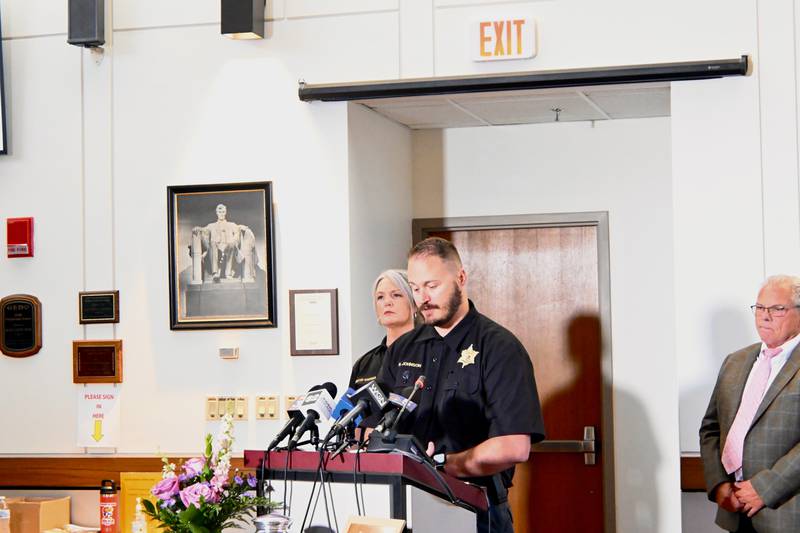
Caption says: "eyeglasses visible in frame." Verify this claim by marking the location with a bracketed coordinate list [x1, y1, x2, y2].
[750, 304, 800, 317]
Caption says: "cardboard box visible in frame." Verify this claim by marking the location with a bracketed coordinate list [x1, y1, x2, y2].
[7, 498, 70, 533]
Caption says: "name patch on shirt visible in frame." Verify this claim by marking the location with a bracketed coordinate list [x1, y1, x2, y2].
[398, 361, 422, 368]
[353, 376, 376, 385]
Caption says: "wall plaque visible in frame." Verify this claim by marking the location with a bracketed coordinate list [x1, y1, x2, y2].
[79, 290, 119, 324]
[73, 340, 123, 383]
[0, 294, 42, 357]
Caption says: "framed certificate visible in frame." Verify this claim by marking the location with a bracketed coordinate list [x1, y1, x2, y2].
[289, 289, 338, 356]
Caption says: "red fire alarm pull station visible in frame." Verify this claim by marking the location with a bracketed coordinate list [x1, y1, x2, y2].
[7, 217, 34, 258]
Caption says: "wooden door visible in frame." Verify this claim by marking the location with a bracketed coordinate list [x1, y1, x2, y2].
[429, 224, 606, 533]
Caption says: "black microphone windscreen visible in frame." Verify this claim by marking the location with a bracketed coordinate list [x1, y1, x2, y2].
[319, 381, 338, 399]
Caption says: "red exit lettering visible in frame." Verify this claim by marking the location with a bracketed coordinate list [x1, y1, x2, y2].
[480, 19, 526, 57]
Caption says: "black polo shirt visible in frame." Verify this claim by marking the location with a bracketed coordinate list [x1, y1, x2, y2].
[349, 338, 387, 391]
[377, 300, 545, 488]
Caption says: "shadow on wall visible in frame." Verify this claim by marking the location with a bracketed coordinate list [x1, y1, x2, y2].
[679, 307, 752, 533]
[681, 307, 753, 453]
[514, 314, 661, 531]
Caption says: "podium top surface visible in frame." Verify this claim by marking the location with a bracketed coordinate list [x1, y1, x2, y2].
[244, 449, 488, 512]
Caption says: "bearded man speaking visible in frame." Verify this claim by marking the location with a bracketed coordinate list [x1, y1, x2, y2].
[376, 237, 545, 533]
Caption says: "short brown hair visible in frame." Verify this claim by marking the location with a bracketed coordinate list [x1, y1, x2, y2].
[408, 237, 462, 267]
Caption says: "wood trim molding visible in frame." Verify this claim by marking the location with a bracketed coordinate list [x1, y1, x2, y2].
[680, 455, 706, 492]
[0, 454, 708, 492]
[0, 457, 248, 489]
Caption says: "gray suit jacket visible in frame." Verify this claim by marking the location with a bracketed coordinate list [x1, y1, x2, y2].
[700, 342, 800, 532]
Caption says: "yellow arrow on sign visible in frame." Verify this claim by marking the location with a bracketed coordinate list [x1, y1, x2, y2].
[92, 419, 104, 442]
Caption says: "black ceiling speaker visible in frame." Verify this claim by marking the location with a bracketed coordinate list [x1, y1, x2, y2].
[68, 0, 105, 47]
[221, 0, 265, 39]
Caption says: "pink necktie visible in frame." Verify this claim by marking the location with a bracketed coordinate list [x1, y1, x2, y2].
[721, 346, 783, 474]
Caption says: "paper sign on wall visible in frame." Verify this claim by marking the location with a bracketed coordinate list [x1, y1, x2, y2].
[473, 18, 537, 62]
[77, 384, 121, 448]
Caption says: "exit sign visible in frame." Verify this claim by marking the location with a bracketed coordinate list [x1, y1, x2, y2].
[473, 18, 537, 62]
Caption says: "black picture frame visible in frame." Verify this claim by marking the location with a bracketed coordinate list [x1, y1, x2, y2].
[0, 8, 6, 155]
[167, 182, 276, 330]
[79, 290, 119, 324]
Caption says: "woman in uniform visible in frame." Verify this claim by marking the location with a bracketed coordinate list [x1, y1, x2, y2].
[349, 269, 420, 390]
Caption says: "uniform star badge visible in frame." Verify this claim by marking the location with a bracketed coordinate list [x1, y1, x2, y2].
[458, 344, 479, 368]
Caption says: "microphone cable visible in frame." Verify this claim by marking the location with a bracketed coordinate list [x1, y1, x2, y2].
[258, 450, 275, 513]
[351, 449, 361, 516]
[301, 449, 336, 533]
[356, 436, 367, 515]
[320, 448, 339, 533]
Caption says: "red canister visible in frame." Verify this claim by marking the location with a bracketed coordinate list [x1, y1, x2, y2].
[99, 479, 119, 533]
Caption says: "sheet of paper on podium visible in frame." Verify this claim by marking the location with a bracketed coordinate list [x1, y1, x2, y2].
[345, 515, 405, 533]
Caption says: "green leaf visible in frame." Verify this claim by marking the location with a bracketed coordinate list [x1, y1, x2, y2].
[205, 434, 213, 460]
[179, 505, 200, 524]
[187, 524, 210, 533]
[141, 499, 156, 514]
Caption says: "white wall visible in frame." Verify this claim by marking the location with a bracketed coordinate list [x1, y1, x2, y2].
[0, 3, 407, 454]
[347, 103, 414, 362]
[1, 0, 795, 531]
[412, 118, 678, 531]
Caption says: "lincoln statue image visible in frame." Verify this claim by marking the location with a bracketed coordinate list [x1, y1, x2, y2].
[190, 203, 258, 284]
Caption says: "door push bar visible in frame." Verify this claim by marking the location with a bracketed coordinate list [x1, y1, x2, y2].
[530, 426, 596, 465]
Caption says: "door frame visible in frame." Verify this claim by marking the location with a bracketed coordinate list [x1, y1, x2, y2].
[413, 211, 615, 533]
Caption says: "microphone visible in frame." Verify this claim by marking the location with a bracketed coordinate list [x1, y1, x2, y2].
[288, 382, 337, 450]
[374, 377, 425, 434]
[322, 381, 389, 445]
[266, 389, 313, 451]
[374, 391, 419, 434]
[330, 388, 363, 428]
[387, 375, 425, 431]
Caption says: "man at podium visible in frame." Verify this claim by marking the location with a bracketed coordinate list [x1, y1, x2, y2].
[377, 237, 545, 533]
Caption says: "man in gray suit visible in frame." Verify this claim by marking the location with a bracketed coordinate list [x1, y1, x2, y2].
[701, 275, 800, 532]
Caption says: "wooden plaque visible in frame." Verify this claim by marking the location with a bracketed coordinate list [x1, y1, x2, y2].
[73, 340, 123, 383]
[79, 290, 120, 324]
[1, 294, 42, 357]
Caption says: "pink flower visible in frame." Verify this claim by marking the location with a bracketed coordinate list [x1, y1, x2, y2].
[180, 483, 217, 508]
[182, 457, 206, 478]
[210, 474, 227, 492]
[151, 476, 180, 500]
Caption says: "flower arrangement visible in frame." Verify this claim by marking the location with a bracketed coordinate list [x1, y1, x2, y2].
[142, 414, 273, 533]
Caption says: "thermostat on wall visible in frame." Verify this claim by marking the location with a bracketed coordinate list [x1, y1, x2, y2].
[7, 217, 34, 258]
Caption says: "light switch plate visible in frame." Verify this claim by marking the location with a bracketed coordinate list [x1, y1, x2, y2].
[256, 395, 278, 420]
[234, 396, 247, 420]
[285, 395, 298, 413]
[206, 397, 219, 421]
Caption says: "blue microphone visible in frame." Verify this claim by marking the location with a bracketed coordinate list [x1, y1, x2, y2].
[331, 388, 363, 427]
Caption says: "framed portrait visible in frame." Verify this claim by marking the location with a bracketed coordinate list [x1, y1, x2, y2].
[167, 182, 276, 330]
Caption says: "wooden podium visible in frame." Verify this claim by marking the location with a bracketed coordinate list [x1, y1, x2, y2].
[244, 450, 487, 531]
